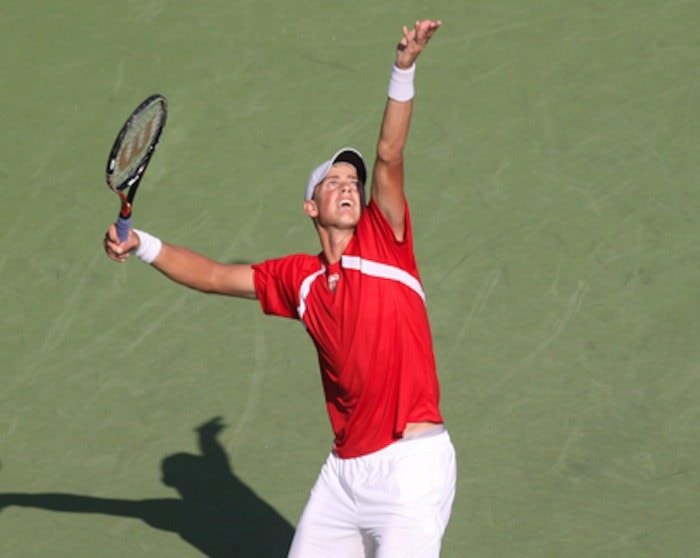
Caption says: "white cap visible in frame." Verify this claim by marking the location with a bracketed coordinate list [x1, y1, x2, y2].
[304, 147, 367, 201]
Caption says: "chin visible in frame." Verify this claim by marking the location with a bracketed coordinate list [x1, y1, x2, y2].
[344, 214, 361, 227]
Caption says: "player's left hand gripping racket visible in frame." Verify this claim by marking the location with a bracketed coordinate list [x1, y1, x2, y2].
[105, 94, 168, 242]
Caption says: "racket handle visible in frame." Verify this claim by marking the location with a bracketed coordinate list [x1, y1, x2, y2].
[116, 215, 132, 243]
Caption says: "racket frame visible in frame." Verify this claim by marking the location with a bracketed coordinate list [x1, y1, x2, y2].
[105, 94, 168, 240]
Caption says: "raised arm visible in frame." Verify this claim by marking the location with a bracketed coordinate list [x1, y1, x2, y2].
[371, 19, 442, 241]
[104, 226, 257, 299]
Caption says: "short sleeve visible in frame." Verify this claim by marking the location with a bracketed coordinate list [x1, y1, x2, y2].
[252, 254, 320, 320]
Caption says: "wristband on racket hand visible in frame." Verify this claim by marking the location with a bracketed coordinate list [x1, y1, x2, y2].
[133, 229, 162, 264]
[388, 63, 416, 102]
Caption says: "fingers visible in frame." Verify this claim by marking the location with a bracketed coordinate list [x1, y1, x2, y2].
[103, 224, 133, 263]
[414, 19, 442, 46]
[106, 223, 119, 244]
[395, 19, 442, 67]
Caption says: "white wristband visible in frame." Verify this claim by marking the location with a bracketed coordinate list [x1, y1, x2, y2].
[134, 229, 162, 264]
[388, 63, 415, 102]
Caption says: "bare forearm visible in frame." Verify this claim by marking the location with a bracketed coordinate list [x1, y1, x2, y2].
[152, 243, 256, 298]
[376, 98, 413, 166]
[104, 224, 256, 298]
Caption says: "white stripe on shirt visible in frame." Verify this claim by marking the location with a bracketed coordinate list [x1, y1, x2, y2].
[341, 255, 426, 302]
[297, 266, 326, 319]
[296, 257, 426, 320]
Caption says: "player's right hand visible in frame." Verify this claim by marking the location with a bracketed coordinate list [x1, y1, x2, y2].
[103, 224, 139, 263]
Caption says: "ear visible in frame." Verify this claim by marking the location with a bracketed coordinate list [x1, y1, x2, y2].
[303, 200, 318, 218]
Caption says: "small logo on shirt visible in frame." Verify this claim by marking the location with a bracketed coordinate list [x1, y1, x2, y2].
[327, 273, 340, 292]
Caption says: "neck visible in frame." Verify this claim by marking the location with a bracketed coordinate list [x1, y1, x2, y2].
[317, 226, 354, 265]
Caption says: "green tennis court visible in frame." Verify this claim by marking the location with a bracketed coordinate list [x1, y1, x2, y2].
[1, 1, 698, 556]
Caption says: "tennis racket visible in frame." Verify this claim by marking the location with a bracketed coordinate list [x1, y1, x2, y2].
[105, 94, 168, 242]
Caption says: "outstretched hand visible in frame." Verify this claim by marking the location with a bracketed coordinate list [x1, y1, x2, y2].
[396, 19, 442, 69]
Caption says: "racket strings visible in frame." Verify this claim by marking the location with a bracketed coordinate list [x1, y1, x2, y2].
[111, 103, 165, 186]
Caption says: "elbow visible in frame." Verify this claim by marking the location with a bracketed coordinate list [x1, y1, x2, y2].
[198, 265, 225, 294]
[376, 140, 405, 167]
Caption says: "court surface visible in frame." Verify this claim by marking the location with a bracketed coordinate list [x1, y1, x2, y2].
[1, 1, 698, 556]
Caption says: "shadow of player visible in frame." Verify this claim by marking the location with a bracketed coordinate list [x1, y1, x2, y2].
[0, 417, 294, 557]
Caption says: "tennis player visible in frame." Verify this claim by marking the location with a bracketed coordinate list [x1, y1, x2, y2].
[104, 19, 455, 557]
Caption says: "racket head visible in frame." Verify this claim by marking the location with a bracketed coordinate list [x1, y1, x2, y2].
[105, 94, 168, 201]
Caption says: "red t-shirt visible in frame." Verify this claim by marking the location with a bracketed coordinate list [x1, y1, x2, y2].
[252, 201, 443, 458]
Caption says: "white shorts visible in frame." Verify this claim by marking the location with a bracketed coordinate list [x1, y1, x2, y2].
[288, 429, 456, 558]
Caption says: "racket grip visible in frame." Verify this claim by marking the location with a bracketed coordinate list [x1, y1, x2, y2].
[116, 215, 132, 243]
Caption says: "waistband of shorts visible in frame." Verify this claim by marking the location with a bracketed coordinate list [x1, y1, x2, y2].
[401, 423, 446, 442]
[341, 428, 452, 462]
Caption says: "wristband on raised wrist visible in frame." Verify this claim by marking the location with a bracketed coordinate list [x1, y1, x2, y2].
[387, 63, 416, 102]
